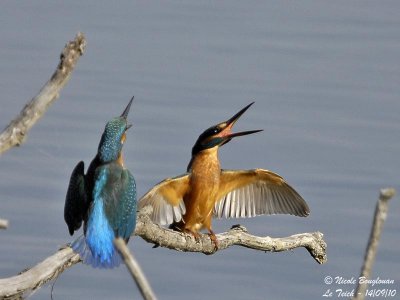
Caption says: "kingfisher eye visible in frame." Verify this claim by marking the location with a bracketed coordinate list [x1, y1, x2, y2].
[201, 126, 221, 139]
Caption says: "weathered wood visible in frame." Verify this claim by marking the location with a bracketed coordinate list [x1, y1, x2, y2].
[136, 206, 327, 264]
[0, 247, 80, 300]
[0, 29, 328, 300]
[0, 33, 86, 155]
[353, 188, 396, 300]
[0, 205, 327, 299]
[114, 238, 157, 300]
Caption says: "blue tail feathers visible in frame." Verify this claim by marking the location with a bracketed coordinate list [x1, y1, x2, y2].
[71, 235, 122, 269]
[73, 182, 122, 269]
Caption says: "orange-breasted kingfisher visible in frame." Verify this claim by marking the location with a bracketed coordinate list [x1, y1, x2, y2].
[138, 102, 309, 247]
[64, 97, 137, 268]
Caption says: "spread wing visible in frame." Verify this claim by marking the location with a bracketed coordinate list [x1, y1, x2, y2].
[64, 161, 87, 235]
[95, 164, 137, 241]
[214, 169, 310, 218]
[138, 174, 190, 225]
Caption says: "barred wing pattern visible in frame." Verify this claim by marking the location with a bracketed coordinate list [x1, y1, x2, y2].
[138, 174, 189, 225]
[214, 169, 309, 219]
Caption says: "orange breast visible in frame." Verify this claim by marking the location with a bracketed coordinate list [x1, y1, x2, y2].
[183, 148, 221, 232]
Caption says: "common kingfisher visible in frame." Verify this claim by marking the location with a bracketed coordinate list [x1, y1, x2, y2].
[138, 102, 309, 246]
[64, 97, 137, 268]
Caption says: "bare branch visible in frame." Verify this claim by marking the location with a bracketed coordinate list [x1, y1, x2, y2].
[136, 206, 327, 264]
[114, 238, 157, 300]
[0, 246, 80, 300]
[0, 219, 8, 230]
[0, 33, 86, 155]
[353, 188, 396, 300]
[0, 206, 326, 298]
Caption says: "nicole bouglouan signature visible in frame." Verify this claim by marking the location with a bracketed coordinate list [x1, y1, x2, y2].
[322, 276, 397, 298]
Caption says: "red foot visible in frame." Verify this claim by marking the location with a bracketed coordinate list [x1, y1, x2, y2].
[208, 230, 219, 250]
[184, 229, 200, 242]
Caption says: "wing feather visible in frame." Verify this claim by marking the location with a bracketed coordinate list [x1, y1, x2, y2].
[138, 174, 189, 225]
[64, 161, 86, 235]
[95, 164, 137, 240]
[213, 169, 310, 219]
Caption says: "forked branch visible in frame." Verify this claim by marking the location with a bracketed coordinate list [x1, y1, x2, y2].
[0, 206, 326, 299]
[0, 32, 327, 299]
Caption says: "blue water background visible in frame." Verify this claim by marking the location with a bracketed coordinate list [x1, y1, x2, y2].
[0, 2, 399, 299]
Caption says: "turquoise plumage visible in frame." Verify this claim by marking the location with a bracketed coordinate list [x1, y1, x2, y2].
[64, 97, 137, 268]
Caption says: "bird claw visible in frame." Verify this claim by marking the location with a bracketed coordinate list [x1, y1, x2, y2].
[184, 229, 218, 250]
[208, 230, 219, 250]
[184, 229, 200, 242]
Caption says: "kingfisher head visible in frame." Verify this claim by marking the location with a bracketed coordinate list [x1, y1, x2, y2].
[98, 96, 134, 163]
[191, 102, 263, 156]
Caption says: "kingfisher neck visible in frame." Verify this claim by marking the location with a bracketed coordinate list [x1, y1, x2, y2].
[187, 147, 220, 173]
[117, 151, 125, 167]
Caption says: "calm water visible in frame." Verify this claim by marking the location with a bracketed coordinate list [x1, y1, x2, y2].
[1, 2, 399, 299]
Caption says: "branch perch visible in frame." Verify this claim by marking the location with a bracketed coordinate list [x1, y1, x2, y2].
[0, 206, 326, 299]
[0, 29, 328, 300]
[136, 206, 327, 264]
[353, 188, 396, 300]
[0, 32, 86, 155]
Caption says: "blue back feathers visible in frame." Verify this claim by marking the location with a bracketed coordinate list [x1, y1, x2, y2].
[86, 168, 118, 267]
[66, 98, 136, 269]
[73, 165, 137, 268]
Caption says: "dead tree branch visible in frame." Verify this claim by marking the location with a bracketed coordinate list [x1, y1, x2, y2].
[114, 238, 157, 300]
[0, 206, 326, 299]
[0, 31, 327, 299]
[353, 188, 396, 300]
[136, 206, 327, 264]
[0, 32, 86, 155]
[0, 246, 80, 300]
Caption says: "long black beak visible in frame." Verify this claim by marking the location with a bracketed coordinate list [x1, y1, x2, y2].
[227, 129, 263, 138]
[222, 102, 263, 139]
[226, 102, 255, 126]
[121, 96, 134, 129]
[121, 96, 134, 119]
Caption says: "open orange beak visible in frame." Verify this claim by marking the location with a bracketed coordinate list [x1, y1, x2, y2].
[217, 102, 263, 141]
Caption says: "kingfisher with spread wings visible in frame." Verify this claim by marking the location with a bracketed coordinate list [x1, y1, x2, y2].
[138, 102, 309, 247]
